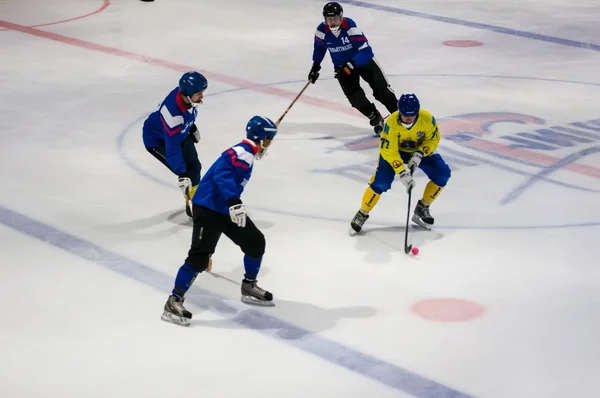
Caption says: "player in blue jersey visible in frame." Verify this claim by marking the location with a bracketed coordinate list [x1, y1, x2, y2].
[142, 71, 207, 220]
[161, 116, 278, 326]
[308, 2, 397, 135]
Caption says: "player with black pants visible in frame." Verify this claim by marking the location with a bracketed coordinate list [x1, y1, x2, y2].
[182, 204, 265, 287]
[161, 115, 279, 327]
[309, 2, 397, 135]
[146, 132, 201, 189]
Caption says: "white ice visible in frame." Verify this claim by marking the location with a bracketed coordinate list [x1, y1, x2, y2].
[1, 1, 599, 397]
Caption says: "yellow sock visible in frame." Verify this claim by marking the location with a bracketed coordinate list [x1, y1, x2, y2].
[189, 185, 198, 200]
[184, 185, 198, 202]
[360, 186, 381, 213]
[422, 181, 443, 206]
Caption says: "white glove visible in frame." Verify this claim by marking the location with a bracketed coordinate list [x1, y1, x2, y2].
[191, 129, 200, 143]
[407, 151, 423, 174]
[178, 177, 192, 199]
[398, 169, 416, 193]
[229, 203, 247, 227]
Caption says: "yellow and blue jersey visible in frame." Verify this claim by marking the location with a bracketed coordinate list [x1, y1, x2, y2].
[378, 109, 440, 174]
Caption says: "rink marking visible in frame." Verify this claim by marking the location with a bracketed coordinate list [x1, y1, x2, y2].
[500, 146, 600, 205]
[346, 0, 600, 52]
[2, 20, 600, 181]
[0, 0, 109, 32]
[0, 204, 475, 398]
[0, 20, 356, 117]
[118, 114, 600, 230]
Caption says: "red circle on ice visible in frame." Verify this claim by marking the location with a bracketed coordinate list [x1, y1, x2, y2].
[443, 40, 484, 47]
[410, 298, 485, 322]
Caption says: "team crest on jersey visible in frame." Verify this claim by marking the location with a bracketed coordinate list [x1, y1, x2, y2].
[417, 131, 425, 137]
[392, 160, 402, 169]
[422, 146, 431, 155]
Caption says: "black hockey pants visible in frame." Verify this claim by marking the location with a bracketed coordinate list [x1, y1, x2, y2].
[146, 135, 201, 185]
[337, 59, 397, 117]
[184, 205, 266, 273]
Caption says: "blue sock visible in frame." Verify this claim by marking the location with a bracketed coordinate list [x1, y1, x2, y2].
[243, 255, 262, 281]
[172, 263, 198, 297]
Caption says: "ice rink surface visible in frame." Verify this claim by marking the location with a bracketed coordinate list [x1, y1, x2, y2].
[1, 1, 599, 397]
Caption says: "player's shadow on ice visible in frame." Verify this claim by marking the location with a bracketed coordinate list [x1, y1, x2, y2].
[353, 225, 445, 263]
[95, 209, 276, 245]
[275, 122, 374, 141]
[183, 277, 376, 340]
[93, 208, 190, 242]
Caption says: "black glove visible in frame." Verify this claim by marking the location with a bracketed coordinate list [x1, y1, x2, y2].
[227, 198, 243, 207]
[308, 62, 321, 84]
[188, 123, 200, 143]
[334, 61, 355, 79]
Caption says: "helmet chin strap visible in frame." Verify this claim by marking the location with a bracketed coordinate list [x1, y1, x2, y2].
[187, 96, 202, 108]
[255, 139, 272, 160]
[399, 114, 416, 129]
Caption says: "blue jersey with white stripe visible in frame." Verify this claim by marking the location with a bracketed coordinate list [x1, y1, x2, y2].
[192, 139, 258, 214]
[142, 87, 198, 175]
[312, 17, 374, 69]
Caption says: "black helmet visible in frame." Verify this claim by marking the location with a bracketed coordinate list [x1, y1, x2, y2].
[323, 2, 343, 17]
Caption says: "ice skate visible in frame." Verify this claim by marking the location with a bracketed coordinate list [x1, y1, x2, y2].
[350, 209, 369, 234]
[241, 279, 274, 306]
[369, 110, 385, 136]
[161, 295, 192, 326]
[412, 200, 434, 230]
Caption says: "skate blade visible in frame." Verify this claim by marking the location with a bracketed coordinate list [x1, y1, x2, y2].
[241, 295, 275, 307]
[349, 221, 364, 235]
[161, 311, 191, 326]
[185, 202, 194, 223]
[411, 215, 433, 231]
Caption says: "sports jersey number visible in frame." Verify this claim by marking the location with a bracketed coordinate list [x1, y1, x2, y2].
[380, 137, 390, 149]
[341, 37, 350, 45]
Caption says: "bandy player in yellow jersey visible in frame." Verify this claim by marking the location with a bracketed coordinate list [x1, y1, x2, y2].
[350, 93, 451, 232]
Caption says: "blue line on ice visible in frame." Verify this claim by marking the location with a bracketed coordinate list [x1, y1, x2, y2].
[0, 204, 475, 398]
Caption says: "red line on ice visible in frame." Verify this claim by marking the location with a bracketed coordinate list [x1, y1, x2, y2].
[0, 19, 355, 116]
[0, 0, 110, 31]
[1, 18, 600, 179]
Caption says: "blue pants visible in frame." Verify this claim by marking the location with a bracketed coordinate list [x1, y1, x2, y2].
[370, 152, 451, 194]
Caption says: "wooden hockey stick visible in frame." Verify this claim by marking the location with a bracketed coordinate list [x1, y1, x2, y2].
[275, 80, 311, 126]
[209, 83, 311, 272]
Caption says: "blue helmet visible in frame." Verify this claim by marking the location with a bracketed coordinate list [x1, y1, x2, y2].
[179, 71, 208, 97]
[397, 94, 420, 116]
[246, 116, 278, 141]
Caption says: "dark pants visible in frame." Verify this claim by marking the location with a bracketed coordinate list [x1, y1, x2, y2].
[337, 59, 397, 117]
[184, 205, 266, 274]
[146, 135, 201, 185]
